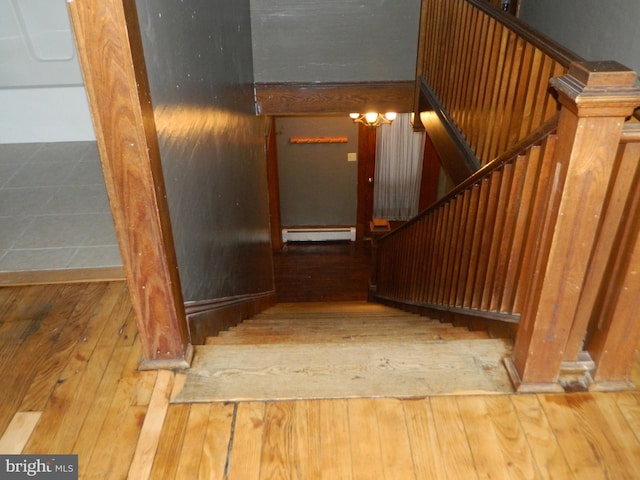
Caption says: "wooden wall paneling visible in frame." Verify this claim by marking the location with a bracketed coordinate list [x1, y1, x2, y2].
[255, 82, 414, 116]
[509, 61, 640, 388]
[68, 0, 191, 367]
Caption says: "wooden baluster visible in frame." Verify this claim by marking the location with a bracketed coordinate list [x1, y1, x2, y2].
[506, 61, 640, 391]
[464, 179, 490, 307]
[512, 136, 558, 314]
[448, 193, 470, 306]
[492, 155, 527, 312]
[459, 7, 483, 136]
[456, 185, 480, 307]
[488, 30, 518, 161]
[438, 199, 457, 304]
[482, 163, 513, 311]
[472, 171, 501, 309]
[509, 43, 535, 146]
[468, 14, 492, 151]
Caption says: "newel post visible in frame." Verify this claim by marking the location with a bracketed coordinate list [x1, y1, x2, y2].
[506, 61, 640, 392]
[68, 0, 193, 369]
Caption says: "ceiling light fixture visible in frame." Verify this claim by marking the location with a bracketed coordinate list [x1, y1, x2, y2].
[349, 111, 397, 128]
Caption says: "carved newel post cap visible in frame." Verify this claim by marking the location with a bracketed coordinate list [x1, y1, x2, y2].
[569, 61, 637, 87]
[550, 61, 640, 117]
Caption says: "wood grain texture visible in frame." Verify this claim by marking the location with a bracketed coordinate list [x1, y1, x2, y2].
[172, 303, 511, 403]
[1, 282, 639, 479]
[255, 82, 414, 115]
[67, 0, 189, 365]
[0, 412, 41, 454]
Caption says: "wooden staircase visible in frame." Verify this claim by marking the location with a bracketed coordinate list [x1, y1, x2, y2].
[205, 302, 493, 346]
[173, 302, 514, 403]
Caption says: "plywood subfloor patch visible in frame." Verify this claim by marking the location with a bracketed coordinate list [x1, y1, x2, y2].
[172, 339, 513, 403]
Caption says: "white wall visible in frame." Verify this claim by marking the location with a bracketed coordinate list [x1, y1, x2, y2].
[0, 0, 94, 143]
[519, 0, 640, 74]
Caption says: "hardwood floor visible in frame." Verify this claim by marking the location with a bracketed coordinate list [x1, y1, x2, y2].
[1, 281, 640, 479]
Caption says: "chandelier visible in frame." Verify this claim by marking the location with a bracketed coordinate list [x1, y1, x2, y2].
[349, 112, 397, 128]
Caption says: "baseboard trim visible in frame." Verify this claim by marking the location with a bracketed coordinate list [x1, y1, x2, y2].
[0, 266, 125, 286]
[186, 291, 277, 345]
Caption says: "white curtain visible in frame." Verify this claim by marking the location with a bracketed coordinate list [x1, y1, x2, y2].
[373, 113, 425, 220]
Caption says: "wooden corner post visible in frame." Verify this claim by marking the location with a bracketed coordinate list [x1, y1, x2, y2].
[506, 61, 640, 391]
[68, 0, 192, 369]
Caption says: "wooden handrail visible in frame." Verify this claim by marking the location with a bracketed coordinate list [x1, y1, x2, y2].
[378, 1, 640, 391]
[375, 121, 558, 321]
[380, 116, 558, 242]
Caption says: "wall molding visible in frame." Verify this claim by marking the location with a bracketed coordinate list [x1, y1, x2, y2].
[186, 291, 277, 344]
[255, 81, 414, 116]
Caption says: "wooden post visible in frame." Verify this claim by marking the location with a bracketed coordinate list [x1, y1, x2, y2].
[587, 138, 640, 388]
[506, 61, 640, 391]
[68, 0, 192, 369]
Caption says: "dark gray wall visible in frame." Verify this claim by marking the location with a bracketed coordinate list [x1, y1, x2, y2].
[250, 0, 421, 83]
[136, 0, 274, 303]
[519, 0, 640, 74]
[277, 117, 359, 226]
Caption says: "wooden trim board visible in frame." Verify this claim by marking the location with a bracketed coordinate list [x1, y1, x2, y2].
[172, 339, 514, 403]
[0, 267, 125, 286]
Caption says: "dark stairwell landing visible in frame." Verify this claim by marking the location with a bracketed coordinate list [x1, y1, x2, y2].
[273, 240, 373, 302]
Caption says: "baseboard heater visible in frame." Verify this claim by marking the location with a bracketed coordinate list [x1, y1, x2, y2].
[282, 226, 356, 242]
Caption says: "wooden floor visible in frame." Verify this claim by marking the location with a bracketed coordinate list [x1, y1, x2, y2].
[1, 281, 640, 479]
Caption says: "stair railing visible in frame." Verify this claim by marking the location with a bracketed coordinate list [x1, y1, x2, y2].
[374, 117, 558, 323]
[414, 0, 578, 167]
[377, 0, 640, 391]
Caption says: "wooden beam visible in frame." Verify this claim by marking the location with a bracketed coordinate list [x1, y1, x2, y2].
[255, 81, 414, 116]
[68, 0, 191, 368]
[508, 61, 640, 389]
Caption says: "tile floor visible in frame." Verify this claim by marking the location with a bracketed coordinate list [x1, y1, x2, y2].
[0, 142, 122, 272]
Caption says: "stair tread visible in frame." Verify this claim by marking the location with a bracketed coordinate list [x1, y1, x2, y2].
[203, 302, 495, 346]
